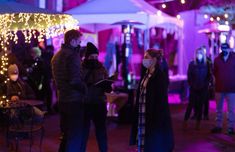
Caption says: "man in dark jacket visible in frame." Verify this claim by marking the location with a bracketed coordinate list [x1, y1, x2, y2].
[211, 43, 235, 135]
[51, 29, 87, 152]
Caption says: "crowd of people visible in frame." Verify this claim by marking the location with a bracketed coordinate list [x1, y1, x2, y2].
[183, 43, 235, 135]
[0, 28, 234, 152]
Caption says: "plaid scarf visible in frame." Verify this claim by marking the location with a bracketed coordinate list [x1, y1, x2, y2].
[138, 70, 153, 152]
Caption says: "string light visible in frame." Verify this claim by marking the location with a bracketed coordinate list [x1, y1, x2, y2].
[176, 14, 181, 19]
[216, 17, 220, 21]
[210, 17, 214, 22]
[180, 0, 186, 4]
[225, 21, 229, 25]
[162, 3, 166, 9]
[204, 14, 209, 19]
[224, 13, 229, 18]
[0, 13, 79, 104]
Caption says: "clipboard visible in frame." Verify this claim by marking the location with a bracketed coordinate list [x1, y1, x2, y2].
[94, 79, 114, 88]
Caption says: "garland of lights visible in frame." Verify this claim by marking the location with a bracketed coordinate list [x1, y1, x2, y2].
[0, 13, 78, 104]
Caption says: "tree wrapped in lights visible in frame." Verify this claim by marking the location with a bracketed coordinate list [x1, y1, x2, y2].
[0, 2, 79, 103]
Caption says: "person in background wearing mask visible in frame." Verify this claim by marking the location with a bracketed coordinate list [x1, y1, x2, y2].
[130, 49, 174, 152]
[183, 47, 212, 130]
[211, 43, 235, 135]
[6, 64, 46, 118]
[81, 42, 112, 152]
[51, 29, 87, 152]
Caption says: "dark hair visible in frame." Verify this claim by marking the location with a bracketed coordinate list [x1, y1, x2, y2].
[64, 29, 82, 45]
[146, 48, 163, 60]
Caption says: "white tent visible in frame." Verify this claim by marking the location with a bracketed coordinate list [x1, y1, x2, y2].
[65, 0, 183, 33]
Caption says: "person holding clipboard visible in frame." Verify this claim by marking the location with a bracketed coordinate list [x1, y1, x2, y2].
[81, 42, 113, 152]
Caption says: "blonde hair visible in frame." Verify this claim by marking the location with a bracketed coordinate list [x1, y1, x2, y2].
[194, 47, 207, 65]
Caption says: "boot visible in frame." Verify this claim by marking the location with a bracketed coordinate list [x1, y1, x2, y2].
[195, 121, 200, 130]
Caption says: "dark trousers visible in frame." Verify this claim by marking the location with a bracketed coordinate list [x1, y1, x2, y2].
[184, 89, 208, 121]
[203, 96, 209, 117]
[58, 102, 84, 152]
[43, 79, 53, 112]
[81, 103, 107, 152]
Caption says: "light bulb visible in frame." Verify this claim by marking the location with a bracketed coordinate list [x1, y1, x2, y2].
[162, 3, 166, 9]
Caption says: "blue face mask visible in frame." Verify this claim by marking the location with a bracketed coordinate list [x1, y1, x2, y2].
[197, 54, 203, 61]
[142, 59, 153, 69]
[222, 50, 228, 56]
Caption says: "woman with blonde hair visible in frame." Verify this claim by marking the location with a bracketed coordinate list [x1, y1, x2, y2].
[130, 48, 174, 152]
[183, 47, 212, 130]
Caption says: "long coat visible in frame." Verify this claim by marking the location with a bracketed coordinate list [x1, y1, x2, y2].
[130, 65, 174, 152]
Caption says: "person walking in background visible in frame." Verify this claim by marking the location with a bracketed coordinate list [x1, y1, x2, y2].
[130, 49, 174, 152]
[211, 43, 235, 135]
[183, 47, 213, 130]
[81, 42, 112, 152]
[51, 29, 87, 152]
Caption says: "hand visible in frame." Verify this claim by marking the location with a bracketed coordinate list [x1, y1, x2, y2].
[110, 72, 118, 80]
[11, 96, 19, 102]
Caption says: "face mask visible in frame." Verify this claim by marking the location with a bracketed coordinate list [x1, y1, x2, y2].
[142, 59, 153, 69]
[10, 75, 18, 81]
[197, 54, 203, 61]
[222, 51, 228, 57]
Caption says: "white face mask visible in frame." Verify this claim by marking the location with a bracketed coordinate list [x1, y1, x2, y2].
[142, 59, 153, 69]
[197, 54, 203, 61]
[10, 75, 18, 81]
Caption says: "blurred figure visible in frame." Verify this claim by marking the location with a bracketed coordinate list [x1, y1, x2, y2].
[24, 47, 45, 101]
[81, 42, 112, 152]
[41, 45, 54, 113]
[130, 49, 174, 152]
[183, 47, 212, 130]
[51, 29, 87, 152]
[211, 43, 235, 135]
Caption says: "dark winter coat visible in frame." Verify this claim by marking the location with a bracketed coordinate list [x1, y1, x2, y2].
[6, 79, 35, 100]
[51, 44, 87, 103]
[130, 65, 174, 152]
[187, 60, 212, 91]
[214, 52, 235, 92]
[82, 59, 112, 103]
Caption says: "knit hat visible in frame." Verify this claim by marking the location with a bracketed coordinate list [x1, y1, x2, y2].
[85, 42, 99, 58]
[8, 64, 19, 75]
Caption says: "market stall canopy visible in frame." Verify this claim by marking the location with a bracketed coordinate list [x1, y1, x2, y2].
[65, 0, 183, 32]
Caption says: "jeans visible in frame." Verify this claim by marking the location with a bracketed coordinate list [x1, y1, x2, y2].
[58, 102, 84, 152]
[215, 92, 235, 129]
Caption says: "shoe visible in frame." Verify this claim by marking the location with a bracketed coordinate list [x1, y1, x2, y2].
[227, 128, 234, 135]
[211, 127, 222, 133]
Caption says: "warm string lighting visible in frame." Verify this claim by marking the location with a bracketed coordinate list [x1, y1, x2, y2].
[0, 13, 78, 44]
[0, 13, 79, 103]
[203, 12, 231, 26]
